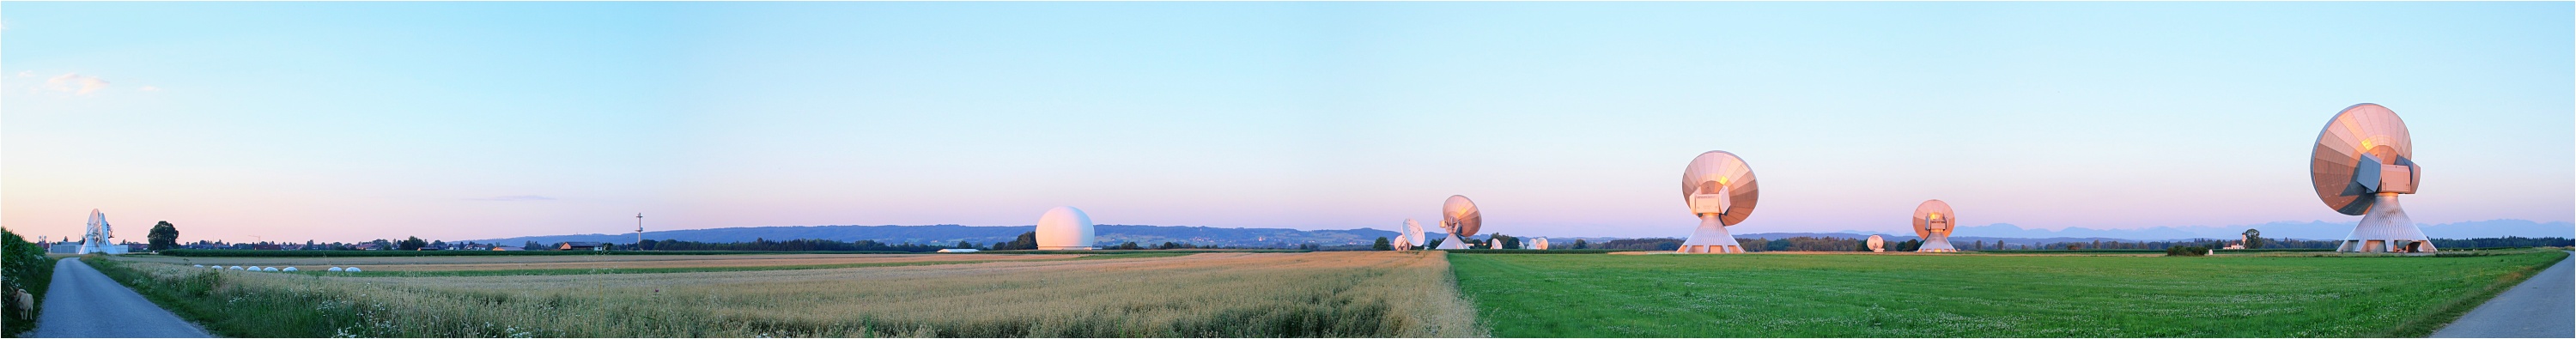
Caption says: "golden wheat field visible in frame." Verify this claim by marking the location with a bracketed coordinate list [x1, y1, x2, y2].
[95, 251, 1483, 337]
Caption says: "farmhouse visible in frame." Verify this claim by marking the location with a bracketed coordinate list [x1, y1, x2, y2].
[558, 242, 605, 251]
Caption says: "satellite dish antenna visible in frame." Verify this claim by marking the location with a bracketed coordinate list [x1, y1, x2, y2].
[1679, 151, 1759, 253]
[2311, 103, 2434, 253]
[1435, 196, 1480, 250]
[80, 209, 125, 255]
[1912, 200, 1959, 252]
[1867, 234, 1886, 252]
[1400, 219, 1425, 251]
[1036, 207, 1097, 251]
[1529, 238, 1549, 250]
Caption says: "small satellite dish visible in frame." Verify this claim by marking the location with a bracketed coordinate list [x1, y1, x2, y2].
[1401, 219, 1425, 251]
[1867, 235, 1885, 252]
[1913, 200, 1959, 252]
[1036, 207, 1097, 251]
[1436, 196, 1481, 250]
[2311, 103, 2434, 253]
[1679, 150, 1759, 253]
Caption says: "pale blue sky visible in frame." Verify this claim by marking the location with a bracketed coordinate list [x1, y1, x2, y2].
[5, 2, 2569, 242]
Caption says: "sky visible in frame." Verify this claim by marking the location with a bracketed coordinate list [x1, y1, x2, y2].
[4, 2, 2569, 243]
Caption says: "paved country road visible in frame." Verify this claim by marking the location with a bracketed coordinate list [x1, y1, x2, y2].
[30, 257, 210, 338]
[2432, 251, 2575, 338]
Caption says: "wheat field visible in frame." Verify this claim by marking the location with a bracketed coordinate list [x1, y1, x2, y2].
[93, 251, 1483, 337]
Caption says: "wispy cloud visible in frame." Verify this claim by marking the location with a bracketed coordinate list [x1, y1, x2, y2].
[470, 195, 556, 202]
[41, 72, 110, 95]
[137, 86, 162, 92]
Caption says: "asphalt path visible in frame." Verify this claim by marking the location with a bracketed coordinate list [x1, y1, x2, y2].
[2432, 251, 2574, 338]
[29, 257, 210, 338]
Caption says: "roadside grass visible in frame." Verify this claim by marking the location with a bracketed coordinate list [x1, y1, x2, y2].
[89, 251, 1479, 337]
[1451, 248, 2567, 337]
[268, 252, 1187, 277]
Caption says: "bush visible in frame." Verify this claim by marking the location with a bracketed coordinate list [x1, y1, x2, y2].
[3, 227, 56, 336]
[2165, 245, 2209, 257]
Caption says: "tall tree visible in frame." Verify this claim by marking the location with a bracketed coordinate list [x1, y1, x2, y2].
[146, 221, 180, 251]
[398, 236, 427, 251]
[2242, 229, 2265, 249]
[1372, 237, 1393, 251]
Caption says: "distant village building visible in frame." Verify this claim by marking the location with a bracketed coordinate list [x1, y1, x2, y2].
[491, 246, 523, 251]
[558, 242, 604, 251]
[354, 243, 382, 251]
[252, 244, 283, 251]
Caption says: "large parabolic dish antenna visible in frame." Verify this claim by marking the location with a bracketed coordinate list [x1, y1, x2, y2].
[1400, 219, 1425, 251]
[1036, 206, 1097, 251]
[1867, 234, 1886, 252]
[79, 209, 125, 255]
[1911, 200, 1959, 252]
[1678, 150, 1759, 253]
[1436, 196, 1481, 250]
[2310, 103, 2434, 253]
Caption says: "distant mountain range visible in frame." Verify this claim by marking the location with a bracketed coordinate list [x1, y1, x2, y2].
[466, 224, 1428, 248]
[464, 219, 2569, 247]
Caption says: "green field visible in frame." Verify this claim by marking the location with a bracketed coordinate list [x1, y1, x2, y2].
[1450, 250, 2567, 337]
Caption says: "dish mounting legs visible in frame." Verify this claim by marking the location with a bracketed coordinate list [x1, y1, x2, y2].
[1680, 214, 1742, 253]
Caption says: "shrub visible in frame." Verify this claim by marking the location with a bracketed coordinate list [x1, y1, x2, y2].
[3, 227, 56, 336]
[2165, 245, 2208, 257]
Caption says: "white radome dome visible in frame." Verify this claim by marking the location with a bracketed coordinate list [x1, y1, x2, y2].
[1036, 206, 1097, 250]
